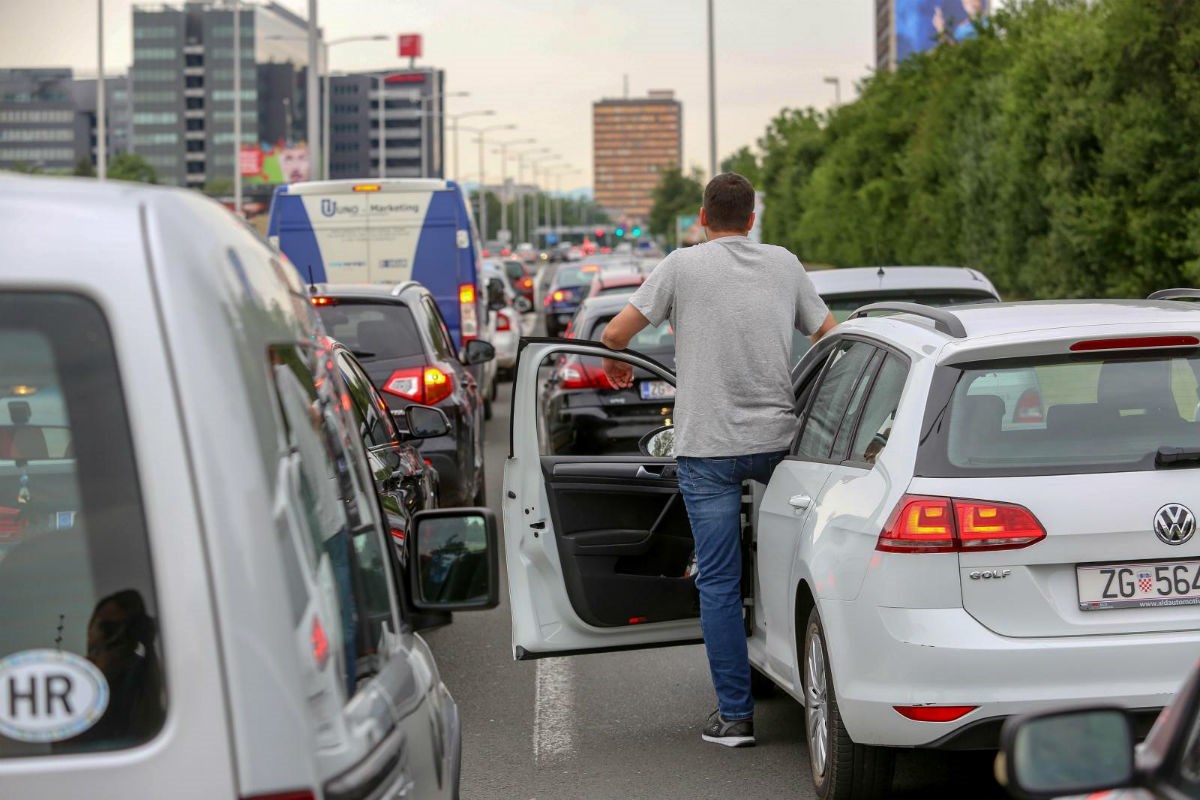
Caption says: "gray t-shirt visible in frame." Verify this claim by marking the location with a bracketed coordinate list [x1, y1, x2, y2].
[628, 236, 829, 458]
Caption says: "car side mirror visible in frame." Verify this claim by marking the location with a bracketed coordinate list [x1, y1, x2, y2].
[513, 296, 533, 314]
[638, 425, 676, 458]
[409, 508, 500, 611]
[999, 707, 1136, 799]
[462, 338, 495, 365]
[395, 405, 450, 439]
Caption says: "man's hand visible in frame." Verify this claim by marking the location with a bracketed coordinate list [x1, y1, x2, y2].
[603, 357, 634, 389]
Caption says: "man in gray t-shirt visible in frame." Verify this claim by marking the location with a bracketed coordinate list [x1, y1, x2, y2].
[600, 173, 834, 748]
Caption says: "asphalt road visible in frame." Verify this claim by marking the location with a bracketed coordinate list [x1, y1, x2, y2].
[422, 378, 1011, 800]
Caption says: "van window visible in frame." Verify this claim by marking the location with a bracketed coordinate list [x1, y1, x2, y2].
[0, 293, 165, 757]
[268, 345, 397, 698]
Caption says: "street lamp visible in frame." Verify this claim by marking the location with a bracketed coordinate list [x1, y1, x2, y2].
[420, 90, 469, 178]
[707, 0, 717, 179]
[268, 33, 388, 180]
[547, 165, 579, 240]
[97, 0, 106, 180]
[508, 146, 550, 243]
[491, 137, 535, 240]
[528, 152, 561, 248]
[445, 109, 494, 181]
[823, 76, 842, 108]
[464, 123, 516, 244]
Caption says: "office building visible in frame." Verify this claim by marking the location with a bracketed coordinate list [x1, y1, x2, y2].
[0, 69, 78, 171]
[327, 68, 446, 181]
[592, 89, 681, 221]
[72, 76, 135, 168]
[130, 1, 311, 188]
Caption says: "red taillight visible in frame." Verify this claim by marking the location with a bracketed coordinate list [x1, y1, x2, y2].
[496, 314, 512, 332]
[877, 495, 1045, 553]
[893, 705, 977, 722]
[311, 617, 329, 670]
[383, 366, 454, 404]
[310, 296, 334, 306]
[552, 290, 566, 302]
[521, 277, 533, 288]
[557, 356, 610, 390]
[389, 527, 406, 545]
[1070, 335, 1200, 352]
[459, 282, 478, 342]
[1013, 388, 1043, 423]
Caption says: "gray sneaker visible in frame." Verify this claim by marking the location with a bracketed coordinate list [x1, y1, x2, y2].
[701, 710, 755, 747]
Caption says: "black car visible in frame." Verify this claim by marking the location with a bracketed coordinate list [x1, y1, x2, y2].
[311, 282, 494, 507]
[541, 294, 676, 455]
[329, 340, 456, 628]
[543, 263, 601, 337]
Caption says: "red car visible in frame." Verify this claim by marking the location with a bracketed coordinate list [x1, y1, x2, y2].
[501, 258, 535, 303]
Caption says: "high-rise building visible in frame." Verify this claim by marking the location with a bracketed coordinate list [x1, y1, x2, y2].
[0, 69, 78, 171]
[71, 76, 135, 168]
[327, 69, 446, 181]
[592, 89, 681, 221]
[130, 1, 311, 188]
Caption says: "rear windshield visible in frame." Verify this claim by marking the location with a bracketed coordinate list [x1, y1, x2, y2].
[918, 352, 1200, 477]
[316, 301, 424, 361]
[555, 266, 598, 288]
[591, 317, 675, 352]
[502, 260, 525, 281]
[0, 293, 164, 757]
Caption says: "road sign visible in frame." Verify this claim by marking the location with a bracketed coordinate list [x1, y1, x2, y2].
[398, 34, 422, 59]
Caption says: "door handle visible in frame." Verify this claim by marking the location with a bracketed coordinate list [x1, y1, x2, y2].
[789, 495, 812, 511]
[636, 465, 677, 480]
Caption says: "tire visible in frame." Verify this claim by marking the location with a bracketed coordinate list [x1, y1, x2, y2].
[803, 608, 894, 800]
[750, 665, 777, 699]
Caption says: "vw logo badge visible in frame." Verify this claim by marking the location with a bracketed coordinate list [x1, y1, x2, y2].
[1154, 503, 1196, 546]
[320, 198, 337, 217]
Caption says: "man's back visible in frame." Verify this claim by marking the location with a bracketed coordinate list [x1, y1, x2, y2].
[629, 236, 827, 457]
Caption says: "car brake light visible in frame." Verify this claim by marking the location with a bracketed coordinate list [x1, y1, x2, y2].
[311, 617, 329, 670]
[558, 356, 611, 390]
[496, 314, 512, 332]
[1013, 388, 1043, 423]
[459, 282, 478, 342]
[893, 705, 977, 722]
[383, 366, 454, 404]
[1070, 335, 1200, 352]
[389, 527, 406, 545]
[310, 296, 334, 306]
[877, 495, 1045, 553]
[552, 290, 565, 302]
[521, 278, 533, 288]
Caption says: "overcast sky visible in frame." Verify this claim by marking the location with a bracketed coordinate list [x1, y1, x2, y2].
[0, 0, 875, 190]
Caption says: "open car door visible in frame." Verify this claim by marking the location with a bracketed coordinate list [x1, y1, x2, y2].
[503, 338, 702, 660]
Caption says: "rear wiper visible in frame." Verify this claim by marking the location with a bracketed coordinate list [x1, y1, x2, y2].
[351, 350, 375, 358]
[1155, 446, 1200, 467]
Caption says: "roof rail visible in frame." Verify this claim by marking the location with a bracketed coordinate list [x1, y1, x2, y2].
[1148, 288, 1200, 302]
[848, 302, 968, 339]
[389, 281, 423, 297]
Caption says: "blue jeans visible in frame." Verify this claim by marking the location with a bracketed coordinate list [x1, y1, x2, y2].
[676, 450, 787, 721]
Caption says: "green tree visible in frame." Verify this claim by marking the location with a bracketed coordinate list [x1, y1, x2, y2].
[107, 153, 158, 184]
[649, 165, 705, 247]
[73, 156, 96, 177]
[720, 146, 761, 185]
[202, 177, 235, 196]
[7, 162, 43, 174]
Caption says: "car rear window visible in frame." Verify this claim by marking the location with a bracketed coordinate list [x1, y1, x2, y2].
[555, 266, 597, 289]
[503, 260, 525, 281]
[918, 352, 1200, 476]
[591, 318, 675, 352]
[0, 293, 164, 757]
[315, 301, 424, 361]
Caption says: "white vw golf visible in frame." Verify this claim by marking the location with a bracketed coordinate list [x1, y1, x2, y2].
[502, 295, 1200, 799]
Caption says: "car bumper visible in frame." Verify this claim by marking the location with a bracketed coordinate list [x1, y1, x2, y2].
[821, 602, 1191, 748]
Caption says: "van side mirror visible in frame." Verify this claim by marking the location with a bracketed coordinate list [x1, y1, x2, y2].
[391, 405, 450, 440]
[999, 707, 1135, 799]
[462, 338, 495, 365]
[409, 508, 500, 611]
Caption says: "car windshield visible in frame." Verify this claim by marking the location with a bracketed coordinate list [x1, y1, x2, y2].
[315, 301, 424, 361]
[503, 260, 525, 281]
[555, 266, 599, 288]
[919, 352, 1200, 476]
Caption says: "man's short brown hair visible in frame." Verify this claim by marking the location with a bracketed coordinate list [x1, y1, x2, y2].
[703, 172, 755, 232]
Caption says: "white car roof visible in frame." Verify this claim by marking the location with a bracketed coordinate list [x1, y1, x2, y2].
[808, 266, 999, 298]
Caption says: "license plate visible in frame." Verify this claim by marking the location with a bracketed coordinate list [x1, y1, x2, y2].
[639, 380, 676, 400]
[1077, 559, 1200, 610]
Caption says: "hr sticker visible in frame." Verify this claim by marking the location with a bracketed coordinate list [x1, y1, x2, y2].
[0, 649, 109, 742]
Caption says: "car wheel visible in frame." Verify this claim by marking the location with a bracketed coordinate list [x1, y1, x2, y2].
[803, 608, 893, 800]
[750, 665, 776, 698]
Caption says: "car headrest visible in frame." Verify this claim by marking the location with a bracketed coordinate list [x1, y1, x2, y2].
[958, 394, 1005, 438]
[355, 321, 393, 357]
[1097, 359, 1174, 411]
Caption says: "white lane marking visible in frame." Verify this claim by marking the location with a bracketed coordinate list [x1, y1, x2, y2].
[533, 656, 575, 766]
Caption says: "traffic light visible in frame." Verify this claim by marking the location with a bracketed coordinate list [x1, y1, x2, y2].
[615, 227, 625, 238]
[631, 226, 642, 237]
[595, 228, 605, 239]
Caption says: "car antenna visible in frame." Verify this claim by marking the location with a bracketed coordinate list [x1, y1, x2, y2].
[307, 266, 317, 294]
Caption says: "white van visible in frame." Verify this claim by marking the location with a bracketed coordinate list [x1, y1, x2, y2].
[0, 175, 497, 799]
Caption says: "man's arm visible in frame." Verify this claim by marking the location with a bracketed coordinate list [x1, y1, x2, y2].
[810, 311, 837, 344]
[600, 304, 652, 389]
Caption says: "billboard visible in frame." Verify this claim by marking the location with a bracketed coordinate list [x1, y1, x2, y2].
[895, 0, 989, 63]
[240, 140, 311, 185]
